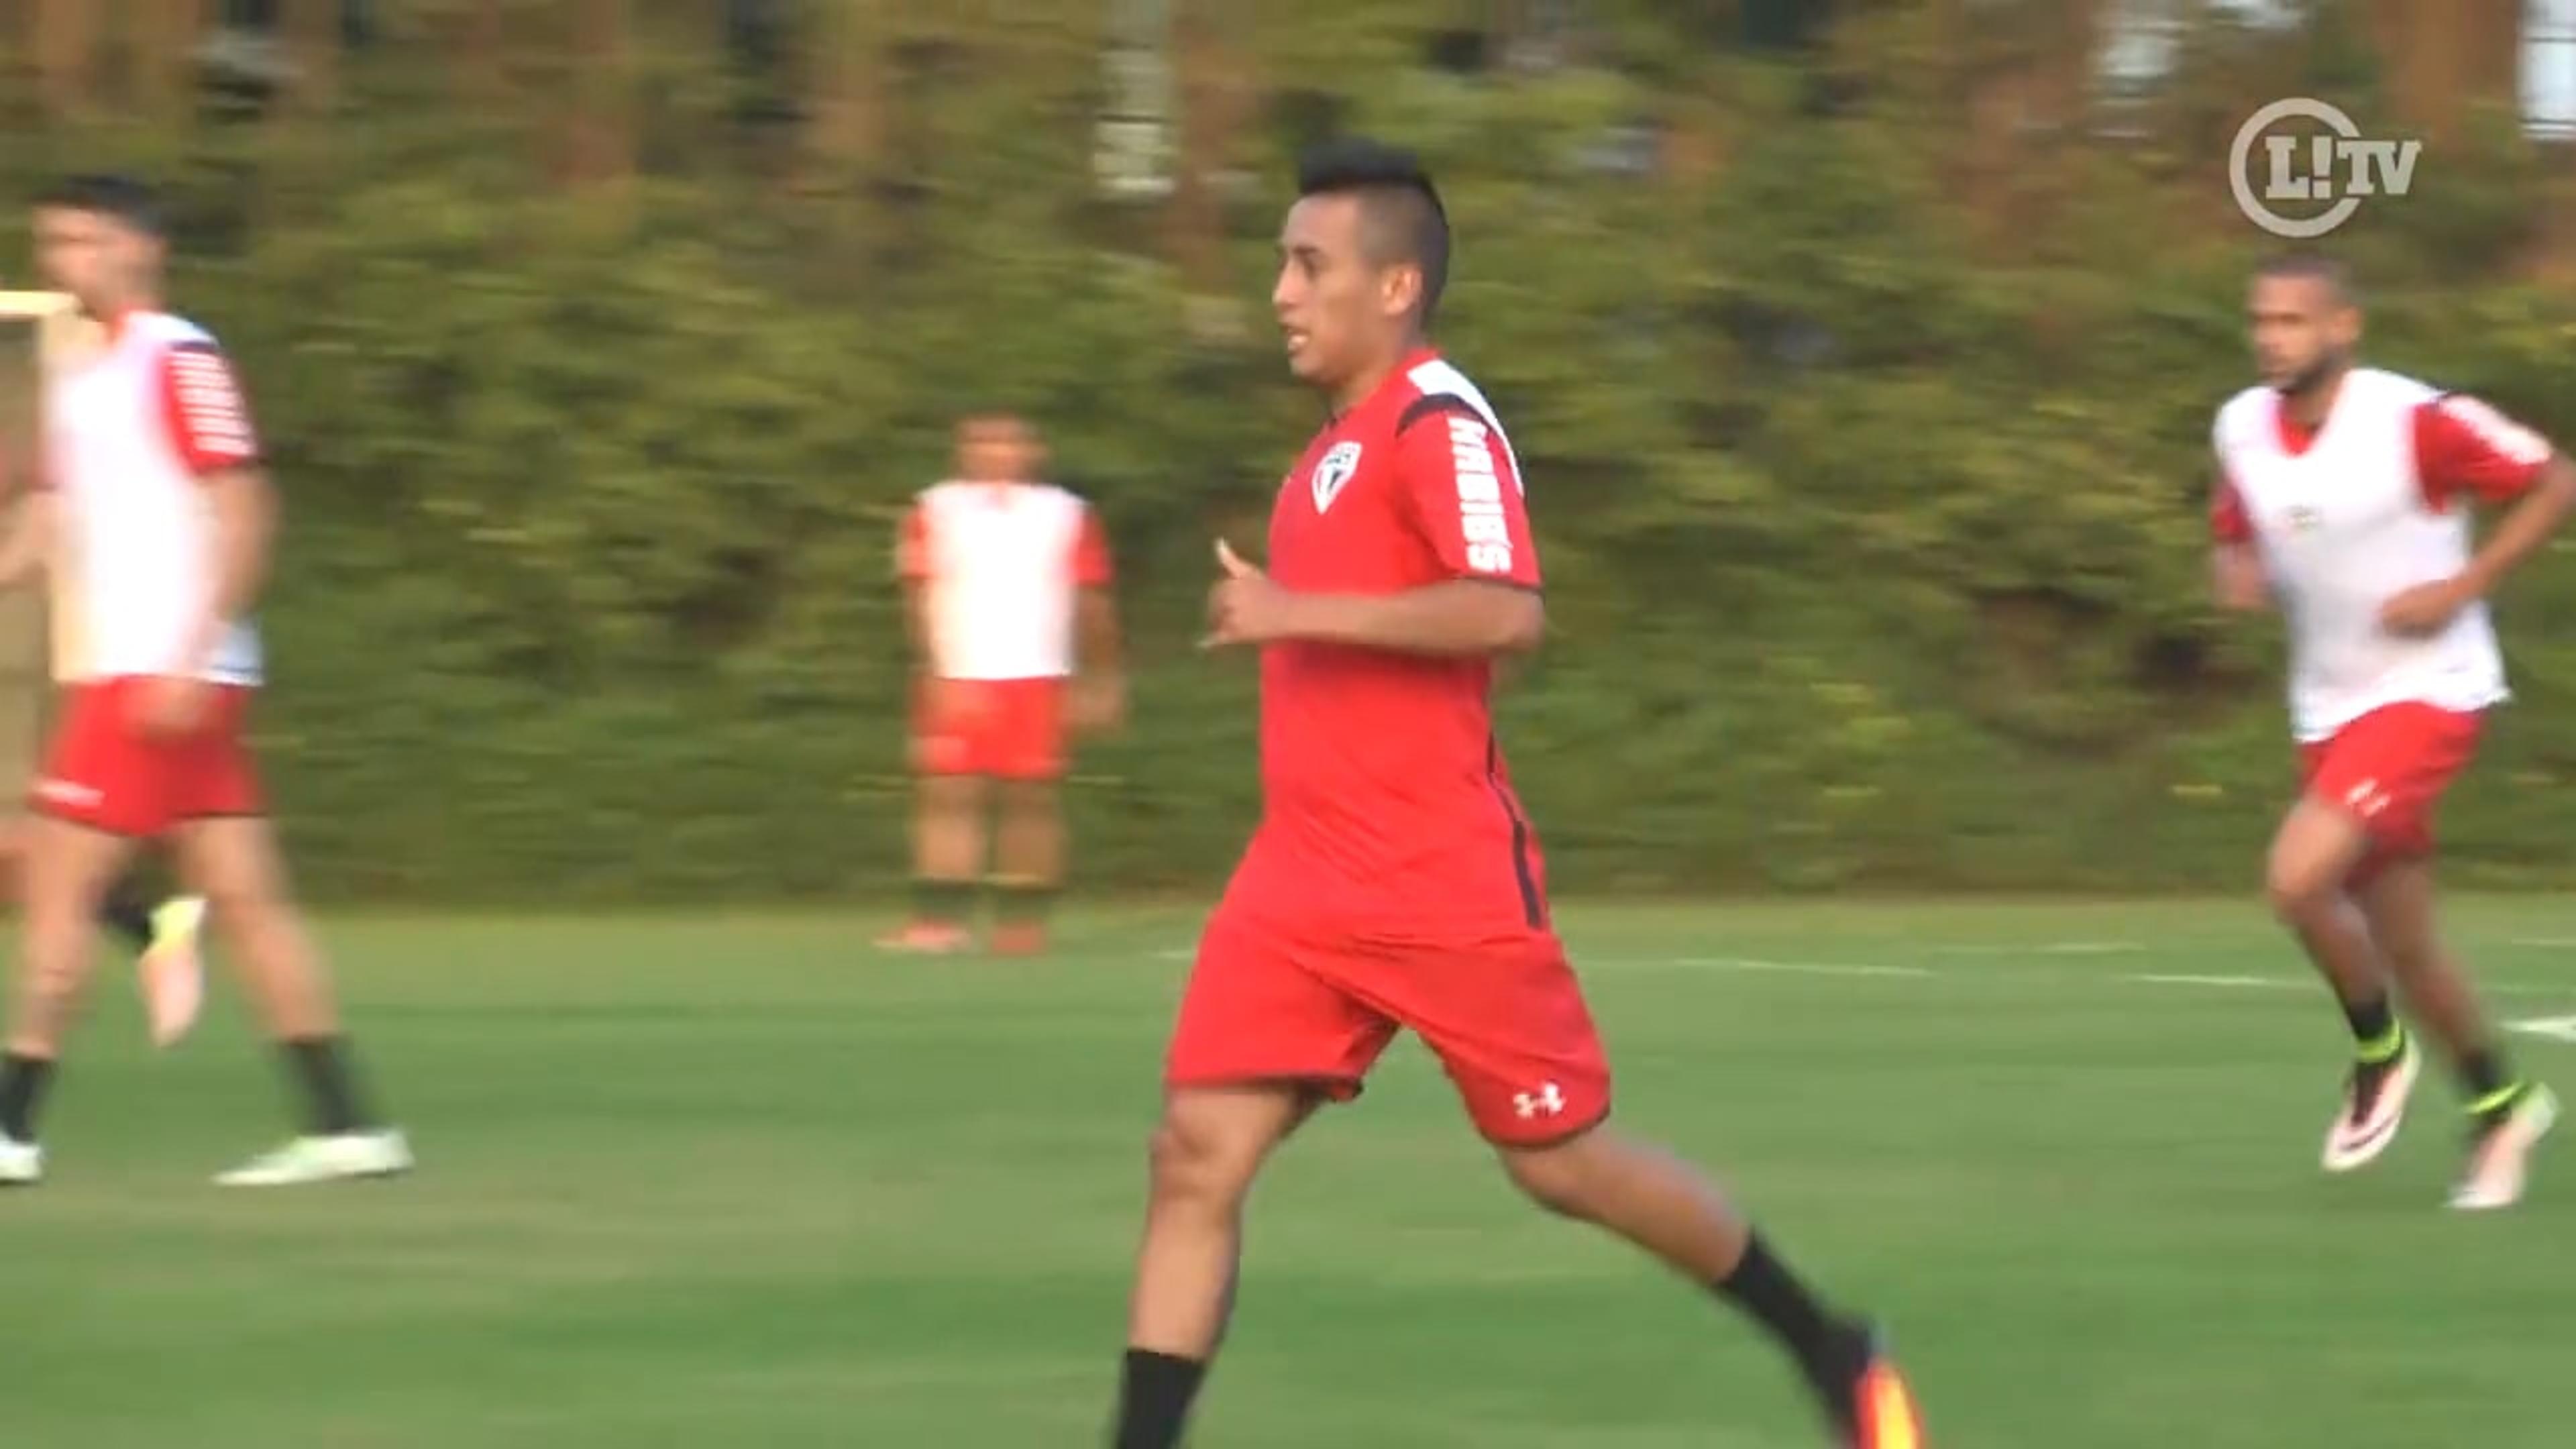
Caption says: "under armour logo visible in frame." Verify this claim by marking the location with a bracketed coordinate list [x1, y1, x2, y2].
[2345, 779, 2389, 817]
[1513, 1082, 1566, 1120]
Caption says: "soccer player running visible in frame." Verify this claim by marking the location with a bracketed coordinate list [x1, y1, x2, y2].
[0, 175, 409, 1187]
[1107, 140, 1927, 1449]
[2212, 253, 2572, 1210]
[880, 413, 1124, 955]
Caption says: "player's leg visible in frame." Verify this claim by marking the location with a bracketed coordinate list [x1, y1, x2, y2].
[1116, 1083, 1320, 1448]
[0, 679, 160, 1183]
[174, 813, 409, 1184]
[1381, 936, 1927, 1446]
[989, 779, 1063, 955]
[885, 678, 989, 953]
[987, 682, 1072, 954]
[0, 802, 188, 973]
[2354, 858, 2555, 1210]
[1111, 914, 1391, 1449]
[2269, 747, 2416, 1171]
[885, 772, 985, 951]
[168, 692, 406, 1184]
[0, 812, 138, 1183]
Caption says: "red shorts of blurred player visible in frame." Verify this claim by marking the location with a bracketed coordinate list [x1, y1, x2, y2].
[2299, 700, 2484, 879]
[30, 676, 264, 838]
[914, 676, 1067, 782]
[1165, 907, 1613, 1148]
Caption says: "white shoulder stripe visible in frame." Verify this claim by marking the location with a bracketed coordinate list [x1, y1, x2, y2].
[1407, 359, 1525, 494]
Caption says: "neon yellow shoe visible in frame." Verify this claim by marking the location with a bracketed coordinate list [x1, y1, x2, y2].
[138, 896, 207, 1050]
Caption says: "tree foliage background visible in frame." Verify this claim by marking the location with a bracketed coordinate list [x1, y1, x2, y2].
[4, 0, 2575, 900]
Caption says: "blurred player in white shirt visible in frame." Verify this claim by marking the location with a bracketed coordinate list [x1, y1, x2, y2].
[0, 175, 409, 1188]
[881, 413, 1123, 955]
[0, 449, 205, 1038]
[2212, 253, 2575, 1210]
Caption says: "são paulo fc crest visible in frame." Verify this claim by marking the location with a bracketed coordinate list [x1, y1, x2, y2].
[1311, 442, 1363, 513]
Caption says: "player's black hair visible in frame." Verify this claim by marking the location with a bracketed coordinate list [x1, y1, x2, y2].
[1296, 138, 1451, 325]
[35, 173, 168, 239]
[2255, 249, 2358, 308]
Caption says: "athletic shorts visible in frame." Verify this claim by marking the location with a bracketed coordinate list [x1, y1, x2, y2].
[2299, 701, 2483, 865]
[914, 676, 1066, 781]
[1165, 906, 1614, 1148]
[29, 676, 263, 838]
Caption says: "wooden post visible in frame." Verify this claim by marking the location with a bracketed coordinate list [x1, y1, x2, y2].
[32, 0, 99, 120]
[803, 0, 889, 193]
[137, 0, 210, 124]
[280, 0, 342, 113]
[562, 0, 635, 186]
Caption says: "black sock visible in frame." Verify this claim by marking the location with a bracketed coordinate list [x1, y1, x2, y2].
[2459, 1049, 2522, 1116]
[994, 880, 1056, 929]
[0, 1053, 56, 1142]
[2341, 995, 2402, 1063]
[1111, 1348, 1207, 1449]
[280, 1036, 376, 1136]
[912, 877, 975, 927]
[1716, 1233, 1864, 1387]
[97, 877, 156, 951]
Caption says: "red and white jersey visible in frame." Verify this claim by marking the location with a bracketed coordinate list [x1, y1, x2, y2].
[898, 481, 1111, 681]
[2212, 368, 2553, 741]
[42, 310, 264, 687]
[1222, 349, 1548, 941]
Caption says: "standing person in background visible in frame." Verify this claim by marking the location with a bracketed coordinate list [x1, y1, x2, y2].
[881, 413, 1124, 957]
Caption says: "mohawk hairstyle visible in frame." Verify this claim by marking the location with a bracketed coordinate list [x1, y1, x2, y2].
[2255, 249, 2359, 308]
[36, 173, 168, 239]
[1296, 138, 1452, 324]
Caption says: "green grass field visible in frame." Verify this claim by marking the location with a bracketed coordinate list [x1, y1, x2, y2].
[13, 900, 2576, 1448]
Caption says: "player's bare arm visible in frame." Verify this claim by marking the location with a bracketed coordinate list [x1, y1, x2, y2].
[0, 489, 52, 591]
[2209, 462, 2268, 612]
[1073, 584, 1126, 730]
[2213, 541, 2267, 612]
[146, 464, 273, 737]
[2381, 448, 2576, 637]
[1203, 539, 1542, 657]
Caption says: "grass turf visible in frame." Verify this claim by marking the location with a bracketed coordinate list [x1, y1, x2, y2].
[9, 899, 2576, 1447]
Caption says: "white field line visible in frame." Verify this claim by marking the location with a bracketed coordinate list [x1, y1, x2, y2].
[1148, 943, 2576, 1009]
[2126, 973, 2303, 990]
[1671, 956, 1937, 980]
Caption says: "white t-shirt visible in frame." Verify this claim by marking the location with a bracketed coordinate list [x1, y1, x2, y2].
[2212, 368, 2553, 741]
[44, 309, 264, 686]
[897, 481, 1112, 680]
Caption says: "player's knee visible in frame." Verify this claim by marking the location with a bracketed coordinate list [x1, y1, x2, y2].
[2265, 859, 2339, 924]
[1500, 1140, 1607, 1222]
[1000, 781, 1057, 822]
[1144, 1105, 1269, 1210]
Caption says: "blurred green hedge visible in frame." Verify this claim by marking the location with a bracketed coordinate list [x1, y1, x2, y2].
[9, 5, 2576, 901]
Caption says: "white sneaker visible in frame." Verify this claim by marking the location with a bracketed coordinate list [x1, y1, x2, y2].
[2450, 1085, 2558, 1212]
[0, 1132, 41, 1187]
[138, 896, 207, 1049]
[214, 1129, 413, 1187]
[2322, 1032, 2421, 1173]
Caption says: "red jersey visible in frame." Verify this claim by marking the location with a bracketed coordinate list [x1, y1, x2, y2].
[1221, 350, 1548, 942]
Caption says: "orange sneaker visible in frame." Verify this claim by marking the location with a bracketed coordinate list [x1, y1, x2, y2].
[875, 922, 970, 955]
[1817, 1327, 1928, 1449]
[989, 923, 1049, 957]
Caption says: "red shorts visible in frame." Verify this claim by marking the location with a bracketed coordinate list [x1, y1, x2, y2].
[1165, 908, 1614, 1147]
[30, 677, 264, 838]
[2298, 701, 2483, 863]
[914, 676, 1067, 781]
